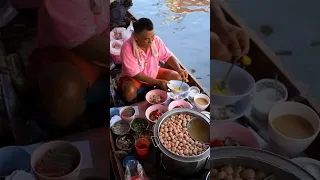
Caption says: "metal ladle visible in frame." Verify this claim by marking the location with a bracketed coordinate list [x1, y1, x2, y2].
[186, 117, 210, 145]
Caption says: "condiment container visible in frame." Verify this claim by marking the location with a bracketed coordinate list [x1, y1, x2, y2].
[188, 86, 200, 102]
[193, 93, 210, 111]
[135, 138, 150, 158]
[252, 78, 288, 121]
[268, 102, 320, 155]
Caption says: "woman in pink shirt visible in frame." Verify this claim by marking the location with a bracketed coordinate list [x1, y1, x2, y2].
[119, 18, 188, 103]
[26, 0, 109, 129]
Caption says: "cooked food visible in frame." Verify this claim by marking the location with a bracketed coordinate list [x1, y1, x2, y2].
[212, 105, 236, 120]
[35, 144, 80, 177]
[171, 85, 182, 92]
[131, 118, 148, 133]
[139, 130, 153, 142]
[149, 110, 165, 121]
[150, 94, 164, 104]
[174, 105, 185, 109]
[211, 137, 240, 147]
[159, 113, 209, 156]
[211, 80, 233, 96]
[211, 165, 267, 180]
[194, 97, 209, 105]
[117, 135, 135, 150]
[111, 121, 130, 135]
[272, 114, 314, 139]
[187, 118, 210, 144]
[121, 107, 135, 117]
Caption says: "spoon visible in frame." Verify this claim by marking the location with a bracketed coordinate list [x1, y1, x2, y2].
[186, 117, 210, 145]
[217, 56, 241, 90]
[178, 79, 184, 90]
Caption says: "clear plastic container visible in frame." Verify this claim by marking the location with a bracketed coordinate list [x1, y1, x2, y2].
[188, 86, 200, 102]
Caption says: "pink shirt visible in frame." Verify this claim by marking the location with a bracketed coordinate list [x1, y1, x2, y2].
[121, 36, 173, 78]
[36, 0, 109, 49]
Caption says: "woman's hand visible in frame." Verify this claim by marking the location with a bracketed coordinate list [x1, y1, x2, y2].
[211, 32, 232, 60]
[177, 69, 188, 81]
[215, 22, 250, 59]
[156, 79, 169, 91]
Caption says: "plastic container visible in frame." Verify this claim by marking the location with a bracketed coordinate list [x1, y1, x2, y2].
[110, 108, 120, 117]
[145, 89, 168, 105]
[211, 60, 255, 106]
[145, 104, 168, 123]
[167, 80, 190, 96]
[31, 141, 81, 180]
[268, 102, 320, 156]
[168, 99, 192, 111]
[120, 106, 136, 121]
[122, 156, 136, 168]
[252, 78, 288, 121]
[211, 122, 260, 149]
[193, 93, 210, 111]
[110, 40, 123, 64]
[188, 86, 200, 102]
[135, 138, 150, 158]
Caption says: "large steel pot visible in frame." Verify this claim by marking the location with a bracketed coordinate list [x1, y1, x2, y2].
[152, 109, 210, 176]
[210, 147, 316, 180]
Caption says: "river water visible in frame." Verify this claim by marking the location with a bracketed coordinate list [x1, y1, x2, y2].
[227, 0, 320, 102]
[130, 0, 210, 92]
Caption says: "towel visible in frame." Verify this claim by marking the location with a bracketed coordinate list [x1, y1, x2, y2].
[132, 36, 158, 65]
[5, 170, 35, 180]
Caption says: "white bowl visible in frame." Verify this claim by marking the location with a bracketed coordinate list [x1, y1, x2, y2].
[167, 80, 190, 96]
[194, 93, 210, 111]
[31, 141, 81, 180]
[211, 94, 253, 122]
[252, 78, 288, 121]
[211, 60, 255, 106]
[268, 102, 320, 156]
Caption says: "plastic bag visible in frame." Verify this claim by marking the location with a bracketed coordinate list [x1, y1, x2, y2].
[124, 160, 149, 180]
[121, 21, 134, 40]
[110, 27, 126, 40]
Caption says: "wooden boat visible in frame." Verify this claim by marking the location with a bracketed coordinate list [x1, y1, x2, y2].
[110, 10, 210, 180]
[218, 2, 320, 159]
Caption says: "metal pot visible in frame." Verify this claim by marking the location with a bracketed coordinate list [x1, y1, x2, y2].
[211, 147, 316, 180]
[152, 109, 210, 176]
[205, 171, 210, 180]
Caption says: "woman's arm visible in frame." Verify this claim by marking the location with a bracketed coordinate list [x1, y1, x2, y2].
[211, 1, 227, 33]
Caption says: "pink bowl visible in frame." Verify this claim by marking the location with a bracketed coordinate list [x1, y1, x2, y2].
[120, 106, 136, 121]
[31, 141, 81, 180]
[168, 99, 192, 111]
[111, 54, 122, 64]
[211, 122, 260, 149]
[145, 104, 168, 123]
[145, 89, 168, 105]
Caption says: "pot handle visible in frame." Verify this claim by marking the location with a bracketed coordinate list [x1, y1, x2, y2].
[151, 136, 160, 147]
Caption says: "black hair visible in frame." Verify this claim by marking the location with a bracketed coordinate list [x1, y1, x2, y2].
[133, 18, 154, 34]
